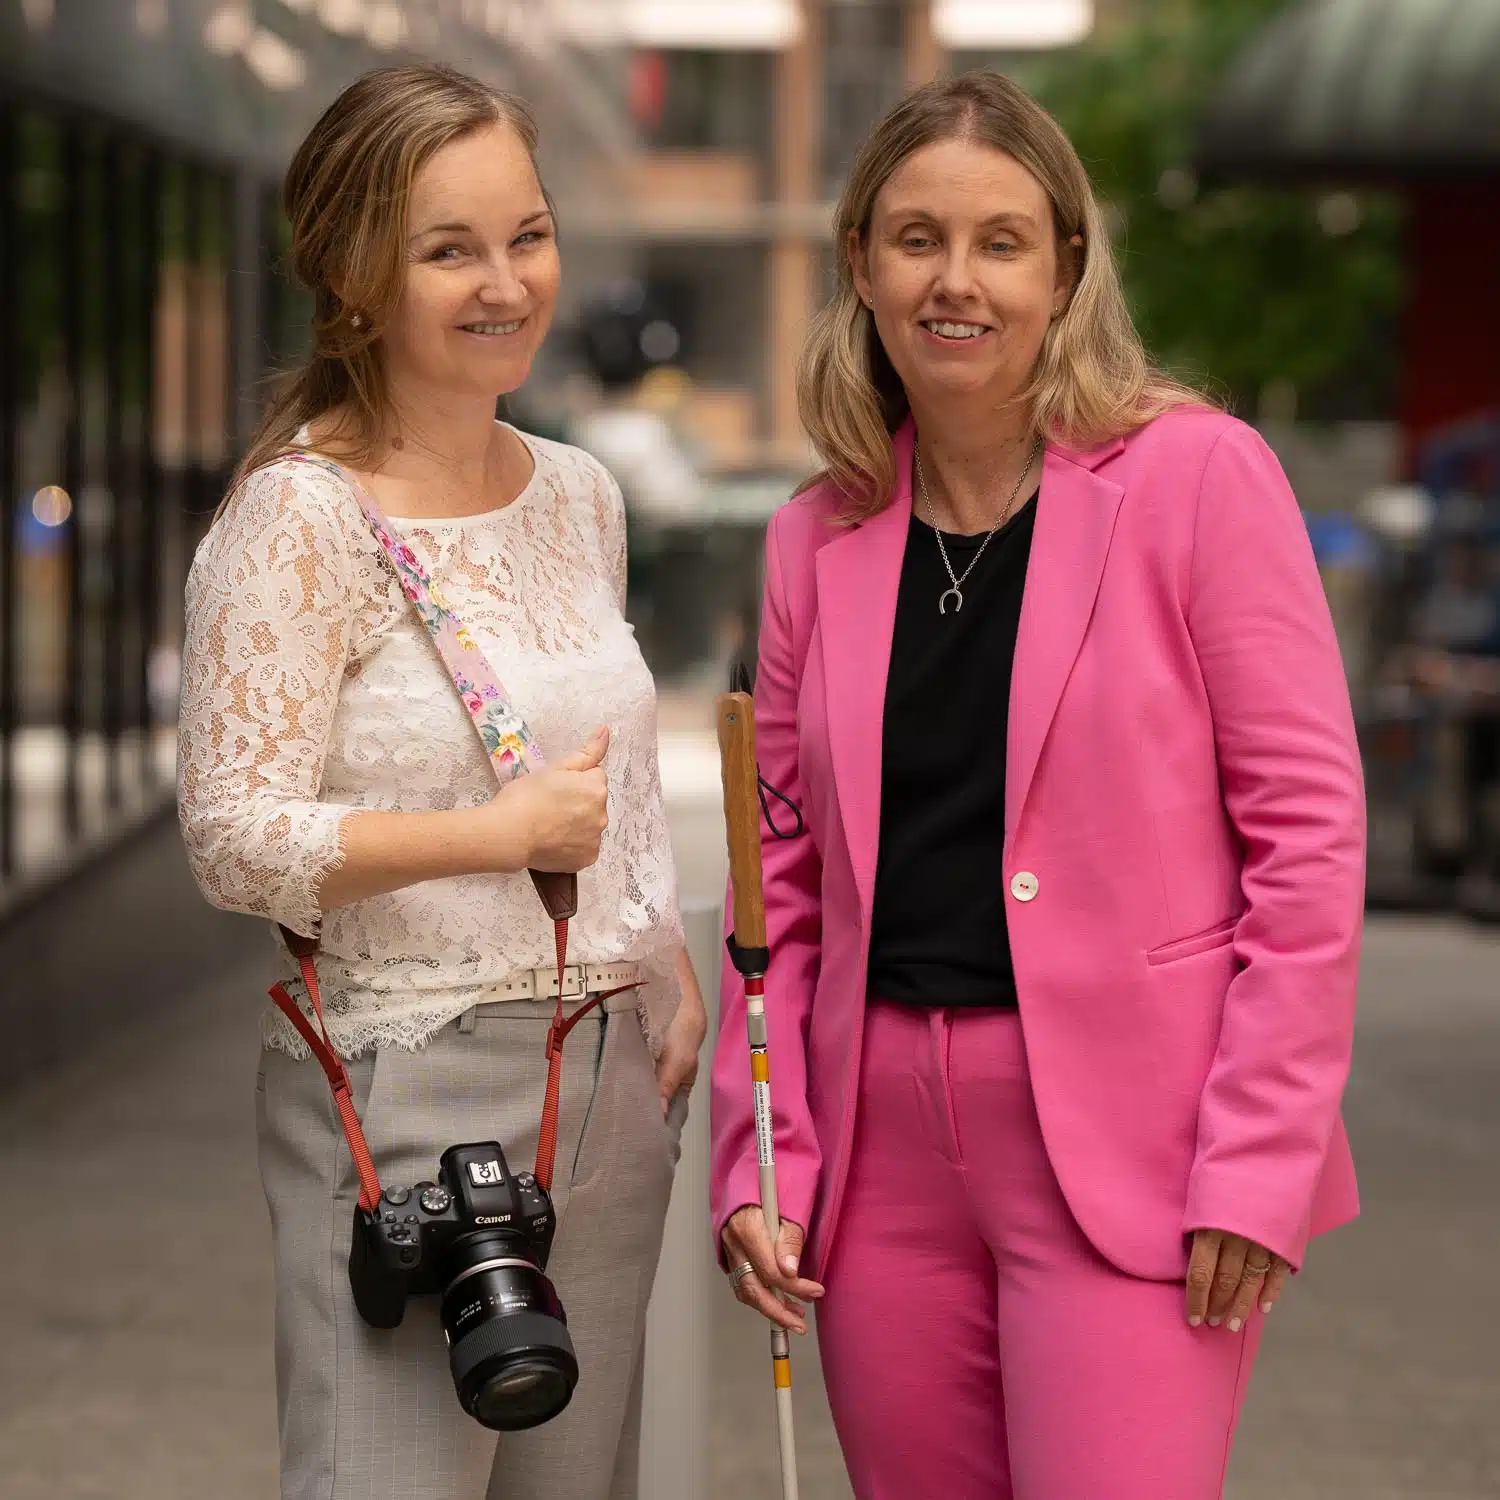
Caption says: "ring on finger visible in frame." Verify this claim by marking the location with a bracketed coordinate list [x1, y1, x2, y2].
[729, 1260, 756, 1289]
[1242, 1259, 1272, 1278]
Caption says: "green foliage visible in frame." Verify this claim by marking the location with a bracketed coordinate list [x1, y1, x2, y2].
[1019, 0, 1404, 419]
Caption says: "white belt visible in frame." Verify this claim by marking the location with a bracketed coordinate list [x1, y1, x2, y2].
[456, 961, 645, 1032]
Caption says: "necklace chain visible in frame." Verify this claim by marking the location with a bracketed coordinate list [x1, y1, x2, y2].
[914, 435, 1042, 615]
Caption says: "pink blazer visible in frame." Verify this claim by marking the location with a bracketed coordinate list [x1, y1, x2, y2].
[709, 409, 1363, 1284]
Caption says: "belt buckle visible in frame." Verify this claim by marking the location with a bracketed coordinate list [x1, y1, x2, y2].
[557, 965, 587, 1001]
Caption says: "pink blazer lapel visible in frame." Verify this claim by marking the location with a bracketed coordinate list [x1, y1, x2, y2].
[1006, 438, 1126, 838]
[813, 421, 915, 925]
[812, 424, 1126, 921]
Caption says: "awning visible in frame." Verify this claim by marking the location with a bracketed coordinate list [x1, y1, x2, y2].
[1197, 0, 1500, 181]
[0, 0, 633, 179]
[933, 0, 1094, 52]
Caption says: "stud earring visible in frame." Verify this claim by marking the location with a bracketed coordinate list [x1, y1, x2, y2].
[350, 311, 365, 330]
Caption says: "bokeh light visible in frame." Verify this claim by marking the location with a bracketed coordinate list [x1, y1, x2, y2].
[30, 485, 73, 527]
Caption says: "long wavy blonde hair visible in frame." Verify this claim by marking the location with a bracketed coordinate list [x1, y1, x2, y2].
[799, 70, 1212, 518]
[227, 65, 547, 502]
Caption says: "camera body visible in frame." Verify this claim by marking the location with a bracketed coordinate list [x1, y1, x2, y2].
[349, 1143, 577, 1432]
[350, 1142, 557, 1326]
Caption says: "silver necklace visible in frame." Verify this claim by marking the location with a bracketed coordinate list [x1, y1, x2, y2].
[915, 435, 1042, 615]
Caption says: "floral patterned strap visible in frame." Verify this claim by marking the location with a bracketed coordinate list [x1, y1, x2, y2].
[284, 452, 546, 780]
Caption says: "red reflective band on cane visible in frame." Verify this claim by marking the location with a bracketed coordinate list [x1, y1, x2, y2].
[268, 953, 383, 1215]
[745, 976, 765, 996]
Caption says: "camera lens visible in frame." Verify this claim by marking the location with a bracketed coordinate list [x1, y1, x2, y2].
[439, 1231, 578, 1432]
[470, 1357, 574, 1431]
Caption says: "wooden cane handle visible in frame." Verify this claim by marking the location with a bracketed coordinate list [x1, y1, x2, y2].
[716, 691, 768, 949]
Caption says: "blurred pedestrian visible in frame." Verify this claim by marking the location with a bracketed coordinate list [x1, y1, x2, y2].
[176, 65, 703, 1500]
[711, 70, 1363, 1500]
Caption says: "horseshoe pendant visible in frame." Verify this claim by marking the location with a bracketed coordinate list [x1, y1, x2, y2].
[939, 587, 964, 616]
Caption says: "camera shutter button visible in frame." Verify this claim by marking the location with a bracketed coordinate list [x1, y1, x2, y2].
[420, 1186, 451, 1214]
[383, 1186, 411, 1207]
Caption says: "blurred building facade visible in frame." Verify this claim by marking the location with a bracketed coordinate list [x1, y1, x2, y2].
[1198, 0, 1500, 468]
[1199, 0, 1500, 915]
[581, 0, 1128, 470]
[0, 0, 1131, 898]
[0, 0, 633, 900]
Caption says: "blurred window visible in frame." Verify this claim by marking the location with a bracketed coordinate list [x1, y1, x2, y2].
[633, 49, 773, 155]
[821, 1, 906, 198]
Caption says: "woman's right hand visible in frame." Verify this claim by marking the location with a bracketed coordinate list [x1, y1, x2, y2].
[721, 1206, 825, 1334]
[484, 726, 612, 873]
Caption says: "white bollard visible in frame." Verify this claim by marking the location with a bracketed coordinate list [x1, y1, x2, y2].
[639, 900, 722, 1500]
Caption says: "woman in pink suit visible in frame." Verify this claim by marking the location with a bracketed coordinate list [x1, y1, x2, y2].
[709, 71, 1363, 1500]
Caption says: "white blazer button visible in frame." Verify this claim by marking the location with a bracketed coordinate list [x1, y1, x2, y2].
[1010, 871, 1039, 902]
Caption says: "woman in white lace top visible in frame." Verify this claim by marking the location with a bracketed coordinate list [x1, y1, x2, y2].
[180, 428, 687, 1059]
[177, 66, 703, 1500]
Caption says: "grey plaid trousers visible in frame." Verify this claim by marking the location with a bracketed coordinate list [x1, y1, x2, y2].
[256, 990, 685, 1500]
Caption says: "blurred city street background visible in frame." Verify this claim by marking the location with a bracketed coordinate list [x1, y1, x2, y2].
[3, 1, 1499, 1496]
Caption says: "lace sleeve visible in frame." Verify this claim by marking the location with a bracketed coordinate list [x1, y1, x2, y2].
[176, 460, 363, 938]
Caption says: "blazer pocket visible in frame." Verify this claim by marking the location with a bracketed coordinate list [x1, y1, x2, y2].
[1145, 917, 1239, 967]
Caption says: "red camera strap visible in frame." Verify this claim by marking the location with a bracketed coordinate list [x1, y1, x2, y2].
[536, 919, 590, 1194]
[268, 916, 637, 1209]
[269, 952, 383, 1215]
[263, 456, 635, 1212]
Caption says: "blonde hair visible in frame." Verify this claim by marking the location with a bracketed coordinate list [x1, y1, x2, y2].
[227, 65, 547, 501]
[798, 70, 1212, 518]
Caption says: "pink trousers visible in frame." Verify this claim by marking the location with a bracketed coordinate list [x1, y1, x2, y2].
[814, 1001, 1264, 1500]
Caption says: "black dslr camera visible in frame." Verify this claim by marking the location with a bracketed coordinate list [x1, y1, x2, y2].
[349, 1142, 577, 1431]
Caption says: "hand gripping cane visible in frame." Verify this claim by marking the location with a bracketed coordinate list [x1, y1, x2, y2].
[717, 689, 800, 1500]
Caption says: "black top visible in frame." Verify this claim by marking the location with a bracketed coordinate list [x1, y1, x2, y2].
[866, 491, 1038, 1009]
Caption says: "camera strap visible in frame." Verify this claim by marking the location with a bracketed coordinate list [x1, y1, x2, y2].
[265, 452, 638, 1206]
[268, 932, 635, 1207]
[270, 952, 384, 1214]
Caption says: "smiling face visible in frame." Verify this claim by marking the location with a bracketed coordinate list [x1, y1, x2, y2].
[382, 122, 560, 400]
[851, 136, 1074, 418]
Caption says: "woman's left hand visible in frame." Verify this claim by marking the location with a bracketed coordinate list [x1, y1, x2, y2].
[1186, 1228, 1290, 1331]
[654, 948, 708, 1117]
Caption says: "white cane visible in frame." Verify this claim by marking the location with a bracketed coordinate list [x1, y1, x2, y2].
[717, 689, 800, 1500]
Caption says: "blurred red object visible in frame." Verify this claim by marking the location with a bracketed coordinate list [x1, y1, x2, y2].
[629, 51, 668, 130]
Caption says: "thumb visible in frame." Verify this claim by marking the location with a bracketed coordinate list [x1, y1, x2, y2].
[559, 725, 610, 772]
[776, 1220, 805, 1278]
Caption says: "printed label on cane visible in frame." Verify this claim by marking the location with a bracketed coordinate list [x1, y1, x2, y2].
[754, 1079, 774, 1165]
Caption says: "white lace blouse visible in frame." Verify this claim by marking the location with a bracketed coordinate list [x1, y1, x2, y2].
[177, 427, 684, 1060]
